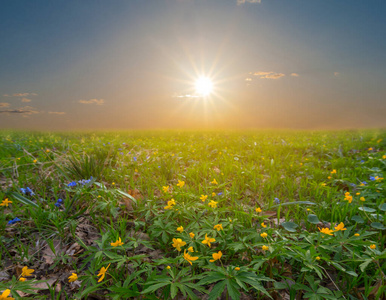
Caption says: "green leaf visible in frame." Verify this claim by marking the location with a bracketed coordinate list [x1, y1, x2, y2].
[370, 222, 386, 230]
[359, 259, 372, 272]
[379, 203, 386, 211]
[198, 273, 226, 286]
[307, 214, 320, 224]
[8, 192, 38, 207]
[358, 206, 376, 213]
[351, 215, 364, 223]
[208, 280, 226, 300]
[142, 282, 170, 294]
[271, 201, 315, 209]
[281, 221, 299, 232]
[226, 279, 241, 300]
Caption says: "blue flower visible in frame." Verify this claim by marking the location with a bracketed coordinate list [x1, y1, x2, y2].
[68, 181, 77, 187]
[370, 176, 376, 181]
[21, 187, 35, 196]
[217, 192, 223, 196]
[120, 152, 124, 155]
[57, 198, 63, 204]
[133, 157, 137, 162]
[274, 198, 280, 204]
[360, 160, 364, 163]
[350, 183, 356, 187]
[54, 202, 61, 207]
[8, 217, 21, 225]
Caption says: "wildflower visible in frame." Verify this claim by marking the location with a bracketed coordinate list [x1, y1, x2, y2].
[331, 169, 337, 174]
[208, 200, 218, 208]
[0, 289, 14, 299]
[321, 183, 326, 186]
[344, 195, 353, 203]
[212, 192, 216, 197]
[260, 232, 268, 238]
[135, 169, 138, 173]
[164, 199, 176, 210]
[210, 251, 222, 262]
[162, 186, 169, 193]
[19, 277, 26, 282]
[0, 199, 12, 207]
[172, 238, 186, 251]
[177, 226, 184, 233]
[262, 245, 269, 251]
[189, 232, 195, 238]
[327, 176, 331, 180]
[370, 176, 375, 181]
[377, 139, 382, 143]
[20, 187, 35, 196]
[68, 273, 78, 283]
[177, 180, 185, 188]
[368, 148, 373, 151]
[334, 222, 346, 231]
[112, 182, 115, 186]
[274, 198, 280, 204]
[200, 195, 208, 202]
[318, 227, 334, 236]
[360, 197, 365, 202]
[383, 155, 386, 159]
[354, 233, 360, 237]
[33, 159, 37, 163]
[235, 267, 240, 271]
[370, 244, 376, 249]
[211, 178, 218, 185]
[261, 222, 267, 228]
[183, 249, 199, 265]
[7, 218, 21, 225]
[213, 224, 223, 231]
[97, 264, 110, 282]
[46, 149, 50, 153]
[68, 181, 77, 187]
[345, 192, 350, 196]
[316, 256, 321, 260]
[255, 207, 262, 213]
[356, 192, 360, 195]
[111, 237, 124, 247]
[166, 266, 171, 270]
[202, 234, 216, 248]
[306, 208, 310, 211]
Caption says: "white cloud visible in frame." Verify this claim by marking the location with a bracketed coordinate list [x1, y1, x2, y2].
[237, 0, 261, 4]
[21, 98, 31, 103]
[48, 111, 66, 115]
[0, 102, 10, 107]
[290, 73, 299, 77]
[245, 78, 253, 81]
[253, 71, 285, 79]
[78, 99, 105, 105]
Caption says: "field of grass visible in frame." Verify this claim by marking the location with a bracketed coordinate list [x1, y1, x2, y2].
[0, 130, 385, 300]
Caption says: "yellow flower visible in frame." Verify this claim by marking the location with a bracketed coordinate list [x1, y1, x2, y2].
[135, 169, 138, 173]
[172, 238, 186, 251]
[21, 266, 34, 277]
[213, 224, 223, 231]
[19, 277, 26, 282]
[331, 169, 337, 174]
[211, 178, 218, 185]
[368, 147, 373, 151]
[183, 249, 199, 265]
[208, 200, 218, 208]
[306, 208, 310, 211]
[255, 207, 262, 213]
[360, 197, 365, 202]
[377, 139, 382, 143]
[111, 237, 124, 247]
[0, 289, 14, 300]
[212, 192, 216, 197]
[321, 183, 326, 186]
[162, 186, 169, 193]
[0, 199, 12, 207]
[112, 182, 115, 186]
[318, 227, 334, 236]
[68, 273, 78, 283]
[177, 226, 184, 233]
[97, 264, 110, 282]
[316, 256, 321, 260]
[188, 246, 194, 252]
[383, 155, 386, 159]
[260, 232, 268, 238]
[164, 205, 173, 210]
[261, 222, 267, 228]
[189, 232, 195, 238]
[327, 176, 331, 180]
[210, 251, 222, 262]
[202, 234, 216, 248]
[166, 266, 171, 270]
[200, 195, 208, 202]
[354, 233, 360, 237]
[345, 192, 350, 196]
[334, 222, 346, 231]
[235, 267, 240, 271]
[33, 159, 37, 163]
[370, 244, 376, 249]
[262, 245, 269, 251]
[46, 149, 50, 153]
[356, 192, 360, 195]
[344, 195, 353, 203]
[177, 180, 185, 188]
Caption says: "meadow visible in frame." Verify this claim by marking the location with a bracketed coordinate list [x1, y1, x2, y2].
[0, 130, 385, 300]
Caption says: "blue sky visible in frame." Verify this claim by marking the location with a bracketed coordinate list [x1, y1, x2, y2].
[0, 0, 385, 129]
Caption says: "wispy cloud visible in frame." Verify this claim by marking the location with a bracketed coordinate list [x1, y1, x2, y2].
[48, 111, 66, 115]
[290, 73, 299, 77]
[21, 98, 31, 103]
[172, 93, 201, 99]
[237, 0, 261, 4]
[0, 107, 39, 115]
[3, 93, 37, 97]
[78, 98, 105, 105]
[0, 102, 10, 107]
[253, 71, 285, 79]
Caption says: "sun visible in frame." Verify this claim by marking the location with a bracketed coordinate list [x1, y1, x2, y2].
[195, 77, 213, 97]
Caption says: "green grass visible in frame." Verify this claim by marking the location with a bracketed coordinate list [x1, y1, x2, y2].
[0, 130, 385, 299]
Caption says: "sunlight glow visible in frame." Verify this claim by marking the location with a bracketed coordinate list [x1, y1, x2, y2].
[195, 77, 213, 97]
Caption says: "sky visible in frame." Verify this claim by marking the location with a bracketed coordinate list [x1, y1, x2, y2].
[0, 0, 385, 130]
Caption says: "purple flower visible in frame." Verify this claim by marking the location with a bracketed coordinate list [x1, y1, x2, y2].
[68, 181, 77, 187]
[133, 157, 137, 162]
[274, 198, 280, 204]
[20, 187, 35, 196]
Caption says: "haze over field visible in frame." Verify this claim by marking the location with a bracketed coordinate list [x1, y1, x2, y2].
[0, 0, 385, 130]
